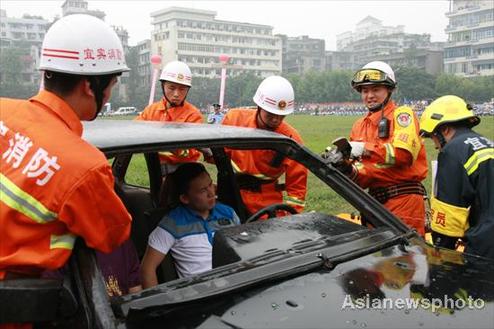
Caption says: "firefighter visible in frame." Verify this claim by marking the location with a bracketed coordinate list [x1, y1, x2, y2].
[420, 95, 494, 259]
[324, 61, 428, 235]
[221, 76, 307, 216]
[0, 11, 132, 316]
[136, 60, 203, 174]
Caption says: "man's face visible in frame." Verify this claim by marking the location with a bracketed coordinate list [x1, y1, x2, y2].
[257, 108, 285, 130]
[163, 81, 189, 106]
[181, 172, 216, 213]
[360, 85, 389, 109]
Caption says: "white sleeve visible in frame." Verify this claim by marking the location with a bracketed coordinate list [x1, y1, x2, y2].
[148, 227, 176, 255]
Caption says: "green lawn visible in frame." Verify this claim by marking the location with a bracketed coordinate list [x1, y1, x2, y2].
[113, 114, 493, 215]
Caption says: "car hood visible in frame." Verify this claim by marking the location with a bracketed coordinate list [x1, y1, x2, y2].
[198, 241, 494, 329]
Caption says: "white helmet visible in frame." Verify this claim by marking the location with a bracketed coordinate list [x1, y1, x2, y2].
[39, 14, 129, 75]
[351, 61, 396, 91]
[160, 61, 192, 87]
[253, 76, 295, 115]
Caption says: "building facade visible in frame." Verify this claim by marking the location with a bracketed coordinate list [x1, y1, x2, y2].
[150, 7, 282, 78]
[278, 35, 325, 75]
[373, 48, 444, 76]
[61, 0, 105, 20]
[0, 9, 49, 85]
[336, 16, 442, 71]
[135, 39, 152, 88]
[444, 0, 494, 77]
[325, 51, 358, 71]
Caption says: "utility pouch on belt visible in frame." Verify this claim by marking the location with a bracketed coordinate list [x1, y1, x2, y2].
[368, 182, 426, 204]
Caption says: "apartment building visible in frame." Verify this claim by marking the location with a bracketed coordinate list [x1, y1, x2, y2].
[278, 35, 325, 75]
[337, 16, 441, 69]
[150, 7, 282, 78]
[0, 9, 49, 84]
[444, 0, 494, 76]
[135, 39, 152, 87]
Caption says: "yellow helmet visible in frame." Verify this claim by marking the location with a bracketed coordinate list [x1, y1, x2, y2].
[419, 95, 480, 137]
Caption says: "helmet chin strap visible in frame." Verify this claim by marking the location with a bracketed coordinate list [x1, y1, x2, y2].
[88, 75, 114, 121]
[433, 130, 447, 149]
[367, 91, 392, 112]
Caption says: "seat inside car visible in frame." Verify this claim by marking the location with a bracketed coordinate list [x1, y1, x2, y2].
[141, 175, 180, 283]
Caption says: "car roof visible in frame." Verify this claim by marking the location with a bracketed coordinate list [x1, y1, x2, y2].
[82, 120, 295, 154]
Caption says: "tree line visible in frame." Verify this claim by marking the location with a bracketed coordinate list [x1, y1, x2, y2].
[2, 44, 493, 111]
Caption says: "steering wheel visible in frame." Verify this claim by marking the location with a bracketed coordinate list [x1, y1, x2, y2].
[245, 203, 298, 223]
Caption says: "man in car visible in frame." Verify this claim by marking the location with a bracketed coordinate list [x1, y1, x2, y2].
[420, 95, 494, 259]
[323, 61, 428, 236]
[140, 163, 240, 287]
[221, 76, 308, 216]
[136, 60, 203, 175]
[0, 14, 132, 327]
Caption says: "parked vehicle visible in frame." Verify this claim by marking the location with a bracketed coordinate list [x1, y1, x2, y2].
[1, 120, 493, 329]
[109, 107, 138, 116]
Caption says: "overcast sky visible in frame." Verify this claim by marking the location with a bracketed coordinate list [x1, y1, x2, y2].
[1, 0, 452, 49]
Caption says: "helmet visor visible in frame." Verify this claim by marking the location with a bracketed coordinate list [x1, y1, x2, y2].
[352, 69, 389, 85]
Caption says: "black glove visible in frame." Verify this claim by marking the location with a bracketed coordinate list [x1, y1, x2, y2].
[321, 146, 357, 179]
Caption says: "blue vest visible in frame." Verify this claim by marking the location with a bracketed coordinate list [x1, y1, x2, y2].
[158, 202, 238, 244]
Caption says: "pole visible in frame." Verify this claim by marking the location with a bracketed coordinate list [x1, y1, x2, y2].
[148, 54, 162, 106]
[218, 54, 230, 109]
[219, 66, 227, 109]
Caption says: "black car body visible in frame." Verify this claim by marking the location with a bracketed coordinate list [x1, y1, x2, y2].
[1, 120, 493, 328]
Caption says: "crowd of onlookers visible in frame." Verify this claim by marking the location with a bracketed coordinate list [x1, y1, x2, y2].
[292, 100, 494, 117]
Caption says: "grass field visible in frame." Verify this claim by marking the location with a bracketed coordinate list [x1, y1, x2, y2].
[113, 114, 493, 215]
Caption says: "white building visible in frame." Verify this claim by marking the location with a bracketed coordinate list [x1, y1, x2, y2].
[150, 7, 282, 78]
[444, 0, 494, 77]
[136, 39, 152, 87]
[0, 9, 49, 84]
[337, 16, 404, 50]
[336, 16, 439, 69]
[0, 9, 49, 47]
[61, 0, 105, 20]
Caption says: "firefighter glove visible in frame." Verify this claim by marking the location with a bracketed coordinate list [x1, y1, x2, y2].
[349, 141, 366, 158]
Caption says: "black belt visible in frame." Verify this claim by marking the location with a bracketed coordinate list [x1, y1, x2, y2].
[4, 271, 40, 279]
[235, 174, 285, 193]
[368, 182, 426, 204]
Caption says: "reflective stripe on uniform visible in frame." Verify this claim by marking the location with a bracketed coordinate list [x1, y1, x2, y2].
[384, 143, 395, 165]
[50, 233, 76, 250]
[464, 148, 494, 176]
[0, 173, 57, 224]
[284, 195, 305, 207]
[230, 159, 276, 180]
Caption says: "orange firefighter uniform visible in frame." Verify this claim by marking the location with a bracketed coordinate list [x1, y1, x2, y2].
[0, 91, 132, 280]
[136, 99, 203, 165]
[350, 101, 428, 235]
[221, 108, 307, 215]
